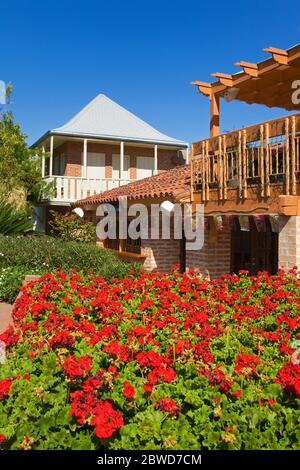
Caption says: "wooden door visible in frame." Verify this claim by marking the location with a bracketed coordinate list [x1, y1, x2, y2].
[231, 218, 278, 275]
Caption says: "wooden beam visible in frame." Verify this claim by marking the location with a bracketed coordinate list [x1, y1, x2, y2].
[264, 47, 289, 65]
[192, 81, 211, 96]
[235, 61, 258, 77]
[211, 72, 233, 87]
[210, 92, 220, 137]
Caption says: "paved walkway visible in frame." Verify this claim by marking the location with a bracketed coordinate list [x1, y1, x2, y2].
[0, 303, 12, 334]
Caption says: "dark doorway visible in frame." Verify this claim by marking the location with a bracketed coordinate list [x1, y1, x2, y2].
[231, 218, 278, 275]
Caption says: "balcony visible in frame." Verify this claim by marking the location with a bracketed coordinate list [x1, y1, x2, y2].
[191, 114, 300, 214]
[42, 176, 132, 204]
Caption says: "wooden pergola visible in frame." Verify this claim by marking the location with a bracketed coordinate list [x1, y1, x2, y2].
[192, 44, 300, 137]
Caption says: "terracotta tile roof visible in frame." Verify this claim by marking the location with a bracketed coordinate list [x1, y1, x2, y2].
[75, 164, 191, 206]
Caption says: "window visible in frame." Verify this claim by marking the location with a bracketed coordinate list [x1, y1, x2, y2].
[136, 156, 154, 179]
[82, 153, 105, 179]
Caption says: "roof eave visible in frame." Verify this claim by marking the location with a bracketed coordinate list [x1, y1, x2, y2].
[32, 130, 188, 149]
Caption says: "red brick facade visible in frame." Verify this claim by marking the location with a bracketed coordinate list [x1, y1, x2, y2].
[278, 215, 300, 271]
[185, 229, 231, 279]
[141, 226, 231, 278]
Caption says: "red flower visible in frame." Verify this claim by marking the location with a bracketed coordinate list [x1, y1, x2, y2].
[62, 355, 92, 379]
[155, 397, 180, 416]
[275, 362, 300, 396]
[69, 390, 97, 424]
[234, 353, 260, 378]
[0, 434, 6, 442]
[28, 350, 35, 359]
[91, 400, 123, 439]
[233, 390, 241, 398]
[0, 378, 13, 400]
[123, 381, 135, 399]
[23, 373, 30, 380]
[49, 331, 75, 349]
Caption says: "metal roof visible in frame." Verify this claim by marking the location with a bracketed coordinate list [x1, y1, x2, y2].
[35, 94, 188, 147]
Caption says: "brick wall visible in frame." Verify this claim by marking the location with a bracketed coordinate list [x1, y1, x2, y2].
[278, 215, 300, 271]
[140, 226, 231, 277]
[185, 228, 231, 279]
[53, 141, 183, 179]
[142, 237, 181, 272]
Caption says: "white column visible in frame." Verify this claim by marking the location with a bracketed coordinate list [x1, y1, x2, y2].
[120, 141, 124, 180]
[154, 144, 158, 175]
[41, 145, 45, 177]
[49, 135, 54, 176]
[185, 147, 189, 164]
[83, 139, 88, 178]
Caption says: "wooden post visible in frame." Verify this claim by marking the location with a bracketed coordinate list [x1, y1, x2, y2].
[223, 134, 227, 200]
[285, 117, 290, 195]
[291, 115, 296, 195]
[202, 141, 205, 201]
[218, 136, 223, 200]
[242, 129, 247, 198]
[238, 131, 242, 198]
[210, 92, 220, 138]
[259, 125, 264, 197]
[190, 157, 194, 202]
[205, 140, 210, 201]
[265, 123, 270, 197]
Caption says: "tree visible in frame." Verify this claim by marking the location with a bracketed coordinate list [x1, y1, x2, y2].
[0, 85, 53, 209]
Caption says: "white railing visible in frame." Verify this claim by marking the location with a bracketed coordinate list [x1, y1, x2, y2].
[43, 176, 133, 203]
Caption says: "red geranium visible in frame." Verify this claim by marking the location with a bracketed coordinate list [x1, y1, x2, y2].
[0, 378, 13, 400]
[234, 353, 260, 378]
[123, 381, 135, 399]
[155, 397, 180, 416]
[275, 362, 300, 396]
[62, 355, 92, 379]
[91, 400, 123, 438]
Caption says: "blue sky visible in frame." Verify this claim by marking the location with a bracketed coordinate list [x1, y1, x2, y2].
[1, 0, 300, 146]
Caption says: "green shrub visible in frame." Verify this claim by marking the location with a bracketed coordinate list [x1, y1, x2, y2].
[0, 235, 137, 282]
[49, 211, 95, 243]
[0, 266, 41, 304]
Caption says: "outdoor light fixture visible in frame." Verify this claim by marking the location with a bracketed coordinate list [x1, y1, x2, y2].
[223, 87, 239, 103]
[160, 200, 175, 213]
[72, 207, 84, 218]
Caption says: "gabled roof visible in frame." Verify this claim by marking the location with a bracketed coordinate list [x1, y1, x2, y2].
[75, 164, 191, 206]
[34, 94, 187, 147]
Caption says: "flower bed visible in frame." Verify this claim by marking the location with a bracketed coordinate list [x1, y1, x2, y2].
[0, 269, 300, 449]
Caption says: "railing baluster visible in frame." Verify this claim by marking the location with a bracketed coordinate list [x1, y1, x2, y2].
[218, 136, 223, 200]
[265, 123, 270, 197]
[63, 178, 68, 202]
[285, 117, 290, 195]
[242, 129, 247, 198]
[238, 130, 242, 198]
[223, 135, 227, 200]
[259, 124, 265, 197]
[291, 115, 296, 195]
[202, 141, 205, 201]
[205, 140, 210, 201]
